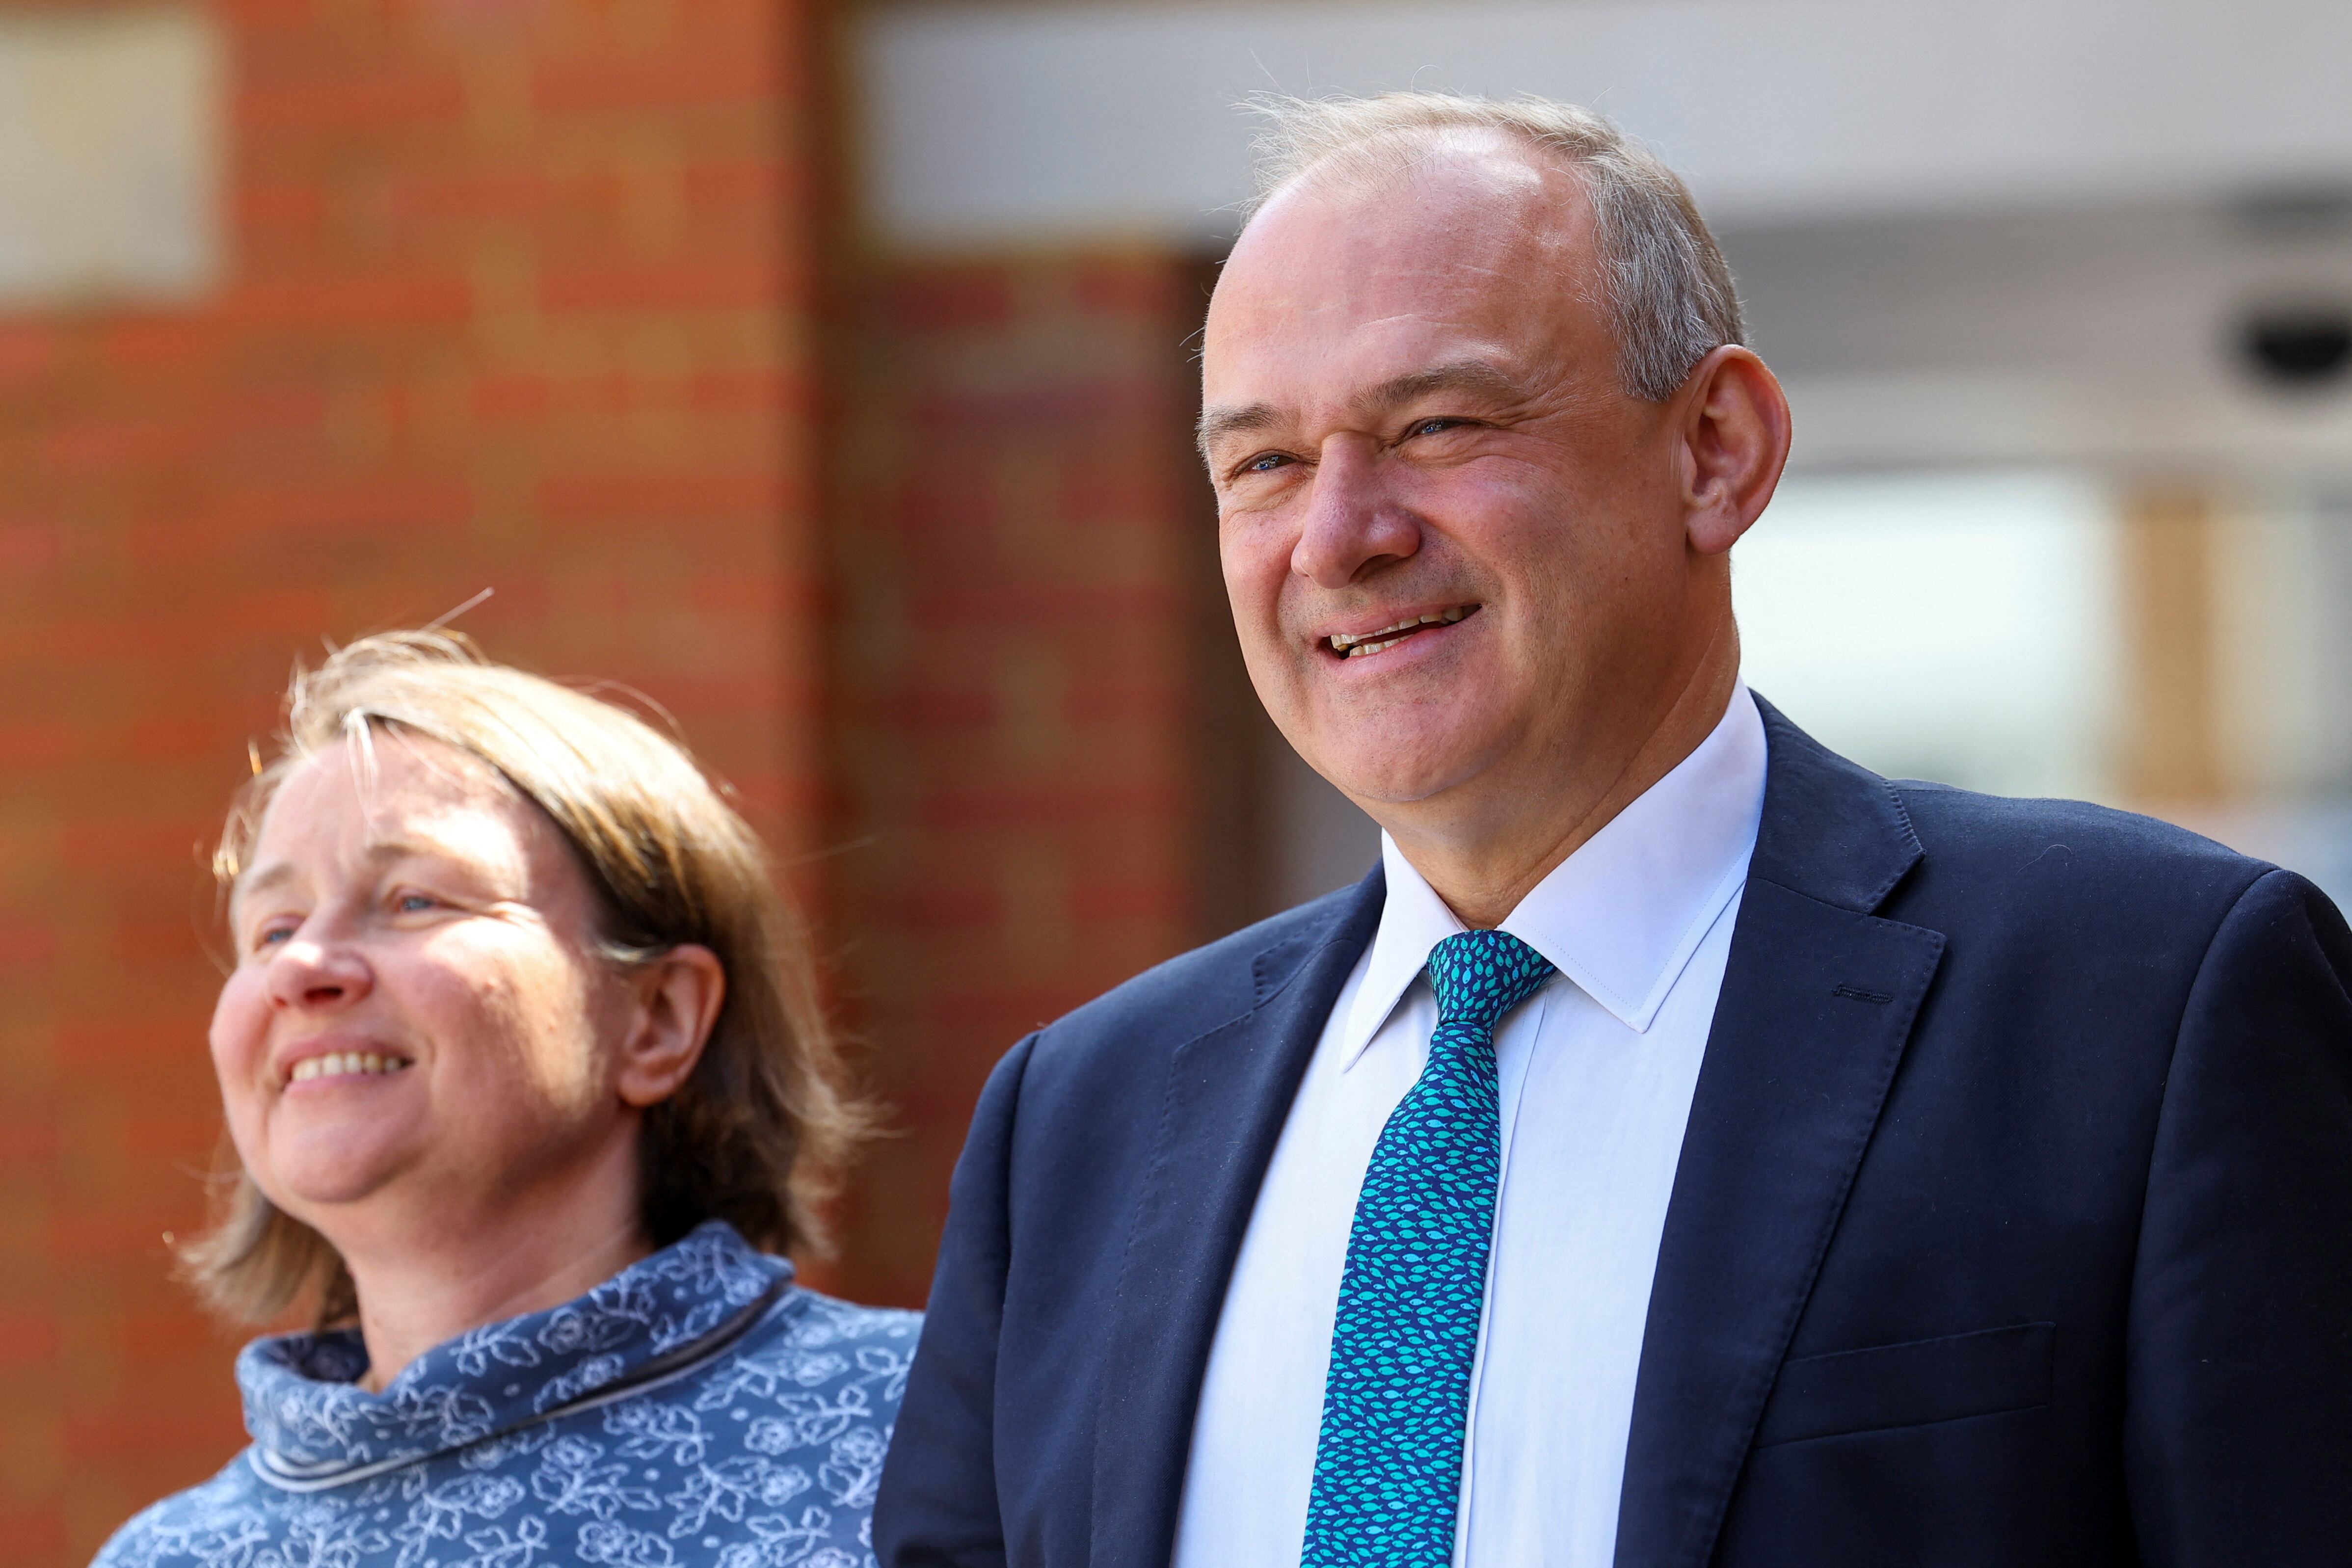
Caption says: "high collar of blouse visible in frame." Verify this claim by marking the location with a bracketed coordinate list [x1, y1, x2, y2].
[236, 1220, 791, 1483]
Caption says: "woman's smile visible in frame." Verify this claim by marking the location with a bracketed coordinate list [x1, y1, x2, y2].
[285, 1052, 409, 1084]
[278, 1035, 416, 1088]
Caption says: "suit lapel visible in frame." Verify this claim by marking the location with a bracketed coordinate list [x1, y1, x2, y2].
[1614, 702, 1947, 1568]
[1090, 869, 1386, 1565]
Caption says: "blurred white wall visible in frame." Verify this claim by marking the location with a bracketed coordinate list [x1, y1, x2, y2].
[1733, 204, 2352, 480]
[864, 0, 2352, 481]
[0, 8, 222, 307]
[863, 0, 2352, 247]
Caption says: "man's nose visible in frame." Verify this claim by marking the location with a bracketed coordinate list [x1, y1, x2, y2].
[1289, 438, 1422, 589]
[264, 926, 374, 1012]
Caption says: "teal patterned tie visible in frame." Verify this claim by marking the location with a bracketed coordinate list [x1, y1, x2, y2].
[1299, 929, 1556, 1568]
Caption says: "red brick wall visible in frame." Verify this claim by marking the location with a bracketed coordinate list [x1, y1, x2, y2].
[0, 0, 825, 1558]
[823, 253, 1242, 1305]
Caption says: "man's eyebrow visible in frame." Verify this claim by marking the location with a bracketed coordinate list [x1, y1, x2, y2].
[1195, 401, 1281, 455]
[1196, 360, 1533, 459]
[1354, 358, 1530, 416]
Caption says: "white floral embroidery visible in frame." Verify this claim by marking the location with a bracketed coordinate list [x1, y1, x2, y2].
[606, 1401, 711, 1467]
[531, 1435, 661, 1520]
[661, 1456, 806, 1539]
[714, 1505, 838, 1568]
[453, 1515, 547, 1568]
[94, 1222, 919, 1568]
[391, 1472, 523, 1568]
[819, 1427, 888, 1511]
[853, 1346, 913, 1407]
[534, 1351, 629, 1413]
[578, 1519, 682, 1567]
[451, 1322, 544, 1377]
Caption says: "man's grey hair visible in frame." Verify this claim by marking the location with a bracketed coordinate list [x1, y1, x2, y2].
[1244, 92, 1745, 402]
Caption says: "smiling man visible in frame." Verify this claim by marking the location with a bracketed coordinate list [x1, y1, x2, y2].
[874, 95, 2352, 1568]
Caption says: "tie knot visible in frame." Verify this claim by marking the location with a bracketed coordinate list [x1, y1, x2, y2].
[1426, 929, 1555, 1030]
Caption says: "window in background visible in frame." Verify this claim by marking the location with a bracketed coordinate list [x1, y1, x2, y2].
[2190, 489, 2352, 908]
[0, 8, 220, 307]
[1735, 468, 2124, 801]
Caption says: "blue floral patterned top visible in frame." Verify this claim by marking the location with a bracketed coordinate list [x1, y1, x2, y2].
[93, 1222, 919, 1568]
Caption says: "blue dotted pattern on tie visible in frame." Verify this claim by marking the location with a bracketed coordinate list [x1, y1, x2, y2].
[1299, 929, 1556, 1568]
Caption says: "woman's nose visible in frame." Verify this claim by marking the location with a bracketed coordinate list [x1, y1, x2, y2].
[263, 928, 374, 1011]
[1289, 439, 1422, 589]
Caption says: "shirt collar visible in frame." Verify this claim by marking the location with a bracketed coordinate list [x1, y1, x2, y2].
[1339, 685, 1767, 1067]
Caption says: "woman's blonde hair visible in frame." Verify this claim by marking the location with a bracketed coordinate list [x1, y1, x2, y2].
[182, 629, 865, 1325]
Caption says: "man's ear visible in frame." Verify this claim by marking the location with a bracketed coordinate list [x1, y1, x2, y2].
[615, 943, 726, 1108]
[1675, 345, 1793, 556]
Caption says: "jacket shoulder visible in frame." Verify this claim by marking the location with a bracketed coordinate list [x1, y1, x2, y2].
[1886, 780, 2276, 925]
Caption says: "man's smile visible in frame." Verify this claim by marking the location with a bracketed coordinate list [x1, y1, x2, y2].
[1324, 604, 1479, 660]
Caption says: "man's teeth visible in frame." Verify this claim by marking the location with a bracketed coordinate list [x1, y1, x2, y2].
[1330, 606, 1470, 658]
[289, 1052, 409, 1083]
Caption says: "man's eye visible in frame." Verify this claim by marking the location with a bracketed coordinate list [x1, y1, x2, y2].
[394, 893, 438, 915]
[1244, 452, 1292, 474]
[1411, 418, 1464, 437]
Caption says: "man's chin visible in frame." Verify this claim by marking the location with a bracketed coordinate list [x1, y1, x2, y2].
[1310, 740, 1493, 812]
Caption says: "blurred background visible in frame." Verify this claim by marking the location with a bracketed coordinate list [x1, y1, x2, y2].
[4, 0, 2351, 1557]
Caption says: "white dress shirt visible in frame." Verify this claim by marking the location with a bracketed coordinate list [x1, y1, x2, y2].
[1171, 687, 1768, 1568]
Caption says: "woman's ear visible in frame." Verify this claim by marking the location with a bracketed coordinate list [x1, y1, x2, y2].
[615, 943, 726, 1107]
[1677, 345, 1793, 557]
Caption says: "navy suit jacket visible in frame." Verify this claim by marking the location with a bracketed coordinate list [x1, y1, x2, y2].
[874, 704, 2352, 1567]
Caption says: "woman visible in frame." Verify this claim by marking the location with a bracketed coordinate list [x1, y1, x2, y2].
[98, 631, 915, 1568]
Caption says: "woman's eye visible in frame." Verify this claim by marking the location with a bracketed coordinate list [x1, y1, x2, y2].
[254, 924, 295, 948]
[394, 893, 438, 915]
